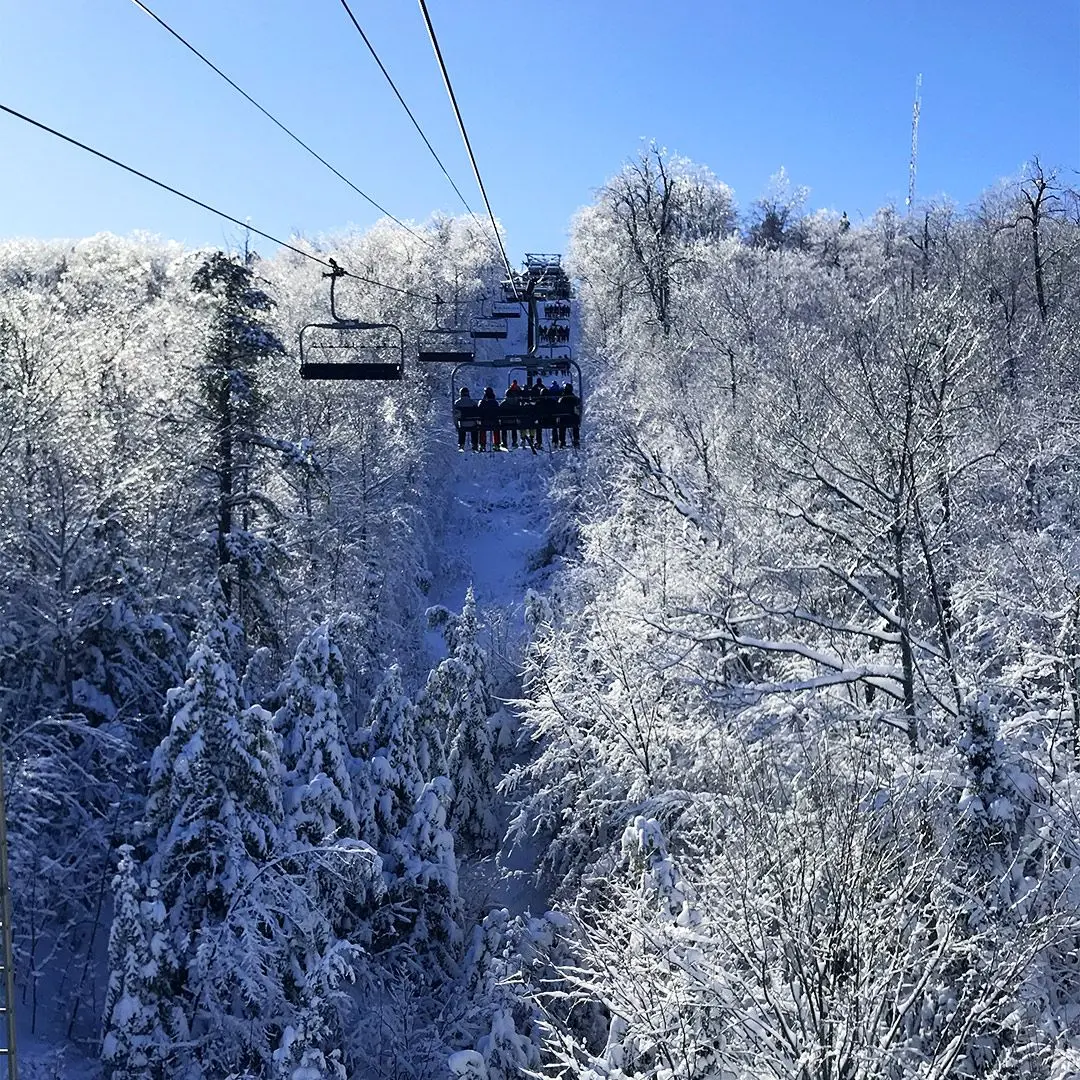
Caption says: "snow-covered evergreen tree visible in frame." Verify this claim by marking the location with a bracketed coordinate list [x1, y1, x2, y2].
[456, 907, 568, 1080]
[143, 603, 284, 1071]
[278, 622, 360, 846]
[365, 664, 425, 848]
[190, 250, 285, 648]
[146, 605, 282, 929]
[399, 776, 462, 977]
[270, 936, 361, 1080]
[101, 847, 182, 1080]
[424, 589, 500, 854]
[414, 673, 448, 782]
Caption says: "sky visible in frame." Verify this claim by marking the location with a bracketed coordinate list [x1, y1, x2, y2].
[1, 0, 1077, 264]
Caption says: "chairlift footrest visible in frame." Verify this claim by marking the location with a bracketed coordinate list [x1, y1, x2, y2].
[300, 363, 403, 381]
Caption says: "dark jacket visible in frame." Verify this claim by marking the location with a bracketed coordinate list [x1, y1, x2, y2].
[556, 389, 581, 423]
[478, 390, 501, 428]
[537, 386, 559, 425]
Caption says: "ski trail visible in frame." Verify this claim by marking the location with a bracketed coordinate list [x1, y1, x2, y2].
[430, 445, 562, 919]
[435, 449, 553, 616]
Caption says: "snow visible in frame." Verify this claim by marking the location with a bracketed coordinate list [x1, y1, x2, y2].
[428, 447, 565, 920]
[431, 449, 559, 621]
[448, 1048, 488, 1077]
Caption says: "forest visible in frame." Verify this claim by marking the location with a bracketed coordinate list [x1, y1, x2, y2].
[1, 146, 1079, 1079]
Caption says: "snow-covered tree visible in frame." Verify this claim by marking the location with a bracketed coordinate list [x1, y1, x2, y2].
[569, 141, 736, 338]
[423, 589, 500, 854]
[190, 250, 285, 648]
[271, 939, 358, 1080]
[277, 622, 359, 847]
[101, 847, 182, 1080]
[455, 907, 566, 1080]
[399, 776, 461, 977]
[364, 663, 425, 847]
[143, 603, 284, 1069]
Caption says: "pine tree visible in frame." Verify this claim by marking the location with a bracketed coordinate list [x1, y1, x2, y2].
[365, 664, 425, 847]
[191, 251, 285, 648]
[143, 604, 283, 1069]
[101, 846, 183, 1080]
[271, 939, 358, 1080]
[277, 623, 360, 847]
[458, 908, 564, 1080]
[424, 589, 500, 854]
[444, 667, 499, 855]
[276, 622, 380, 940]
[414, 669, 448, 782]
[146, 607, 282, 929]
[399, 776, 462, 976]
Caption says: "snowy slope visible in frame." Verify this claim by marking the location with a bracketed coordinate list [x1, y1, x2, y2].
[428, 445, 565, 920]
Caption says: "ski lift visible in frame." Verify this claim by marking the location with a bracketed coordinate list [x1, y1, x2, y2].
[418, 326, 475, 364]
[470, 317, 509, 340]
[298, 263, 405, 381]
[417, 295, 475, 364]
[449, 356, 584, 450]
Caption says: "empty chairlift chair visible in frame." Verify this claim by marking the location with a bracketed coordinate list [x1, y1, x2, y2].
[299, 319, 405, 381]
[298, 263, 406, 381]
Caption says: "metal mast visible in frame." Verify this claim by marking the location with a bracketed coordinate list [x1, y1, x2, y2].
[907, 73, 922, 214]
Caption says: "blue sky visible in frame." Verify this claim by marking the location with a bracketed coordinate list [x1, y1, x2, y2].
[1, 0, 1077, 261]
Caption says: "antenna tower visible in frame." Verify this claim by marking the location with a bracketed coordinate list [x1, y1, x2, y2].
[907, 73, 922, 214]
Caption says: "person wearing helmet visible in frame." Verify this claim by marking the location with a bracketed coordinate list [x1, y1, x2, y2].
[453, 386, 480, 451]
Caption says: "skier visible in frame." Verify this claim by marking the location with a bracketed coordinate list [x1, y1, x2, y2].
[454, 387, 480, 451]
[556, 382, 581, 448]
[535, 384, 558, 451]
[501, 380, 523, 449]
[478, 386, 503, 451]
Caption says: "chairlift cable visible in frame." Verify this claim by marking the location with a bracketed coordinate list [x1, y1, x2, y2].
[337, 0, 479, 223]
[128, 0, 434, 250]
[416, 0, 520, 299]
[0, 102, 436, 303]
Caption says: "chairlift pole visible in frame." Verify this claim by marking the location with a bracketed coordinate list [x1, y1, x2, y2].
[326, 260, 347, 322]
[525, 280, 538, 356]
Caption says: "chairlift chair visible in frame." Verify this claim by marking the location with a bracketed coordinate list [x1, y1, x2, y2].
[298, 262, 405, 381]
[470, 317, 509, 340]
[299, 321, 405, 381]
[418, 326, 475, 365]
[449, 356, 584, 452]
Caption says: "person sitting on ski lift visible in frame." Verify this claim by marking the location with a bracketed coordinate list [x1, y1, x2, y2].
[478, 386, 503, 451]
[535, 384, 559, 450]
[501, 380, 524, 449]
[556, 382, 581, 449]
[454, 387, 480, 451]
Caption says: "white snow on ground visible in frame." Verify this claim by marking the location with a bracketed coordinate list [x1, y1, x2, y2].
[432, 446, 555, 617]
[428, 444, 567, 919]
